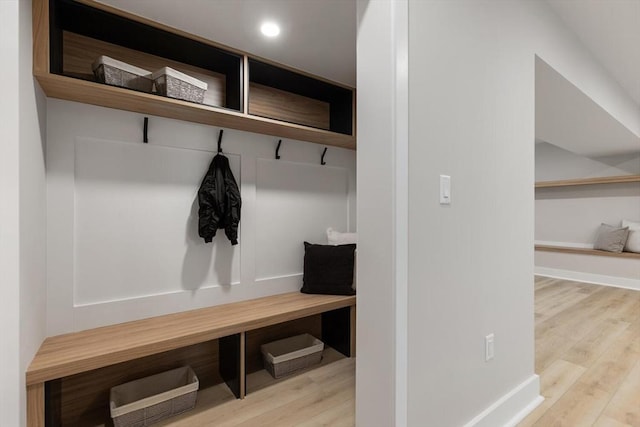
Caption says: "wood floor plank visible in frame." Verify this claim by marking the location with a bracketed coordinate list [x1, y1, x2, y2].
[562, 319, 630, 368]
[600, 358, 640, 426]
[593, 415, 632, 427]
[519, 277, 640, 427]
[577, 328, 640, 395]
[518, 359, 586, 427]
[297, 399, 355, 427]
[531, 381, 612, 427]
[535, 287, 593, 323]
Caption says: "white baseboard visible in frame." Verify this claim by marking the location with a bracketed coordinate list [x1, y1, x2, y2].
[535, 267, 640, 291]
[463, 375, 543, 427]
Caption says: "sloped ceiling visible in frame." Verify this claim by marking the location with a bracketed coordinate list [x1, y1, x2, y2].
[547, 0, 640, 107]
[536, 57, 639, 157]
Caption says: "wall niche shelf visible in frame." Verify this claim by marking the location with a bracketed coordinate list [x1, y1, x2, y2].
[535, 244, 640, 259]
[34, 0, 356, 149]
[535, 175, 640, 188]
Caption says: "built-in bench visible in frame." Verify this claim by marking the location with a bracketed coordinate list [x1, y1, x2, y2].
[535, 244, 640, 259]
[26, 292, 356, 427]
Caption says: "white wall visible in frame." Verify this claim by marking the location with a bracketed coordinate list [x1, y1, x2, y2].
[18, 0, 48, 423]
[0, 1, 48, 426]
[356, 0, 407, 425]
[407, 1, 537, 425]
[46, 99, 356, 335]
[358, 0, 640, 426]
[535, 251, 640, 290]
[535, 143, 640, 286]
[0, 2, 22, 425]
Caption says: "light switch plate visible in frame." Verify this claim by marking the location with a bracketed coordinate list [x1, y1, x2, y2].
[440, 175, 451, 205]
[485, 333, 495, 361]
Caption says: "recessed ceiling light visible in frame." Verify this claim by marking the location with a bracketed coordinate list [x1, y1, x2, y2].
[260, 21, 280, 38]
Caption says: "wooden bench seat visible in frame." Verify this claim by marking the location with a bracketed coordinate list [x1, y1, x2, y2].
[26, 292, 356, 427]
[535, 244, 640, 259]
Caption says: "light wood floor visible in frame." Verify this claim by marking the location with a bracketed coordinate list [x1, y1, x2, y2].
[153, 348, 355, 427]
[152, 277, 639, 426]
[519, 277, 640, 427]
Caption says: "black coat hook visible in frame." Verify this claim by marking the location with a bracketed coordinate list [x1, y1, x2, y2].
[275, 140, 282, 159]
[321, 147, 328, 165]
[217, 129, 224, 153]
[143, 117, 149, 143]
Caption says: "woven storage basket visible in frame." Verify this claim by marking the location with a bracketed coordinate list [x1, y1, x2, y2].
[110, 366, 198, 427]
[152, 67, 207, 103]
[261, 334, 324, 379]
[92, 56, 152, 93]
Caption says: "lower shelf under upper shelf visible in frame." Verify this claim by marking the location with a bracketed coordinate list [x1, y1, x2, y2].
[36, 73, 356, 150]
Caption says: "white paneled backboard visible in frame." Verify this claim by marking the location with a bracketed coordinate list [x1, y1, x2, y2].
[74, 138, 240, 305]
[255, 159, 349, 281]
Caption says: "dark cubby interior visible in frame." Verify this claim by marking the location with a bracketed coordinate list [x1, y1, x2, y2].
[249, 59, 353, 135]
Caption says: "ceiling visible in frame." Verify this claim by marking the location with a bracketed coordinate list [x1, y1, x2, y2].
[96, 0, 640, 107]
[536, 57, 639, 157]
[96, 0, 357, 86]
[546, 0, 640, 107]
[96, 0, 639, 157]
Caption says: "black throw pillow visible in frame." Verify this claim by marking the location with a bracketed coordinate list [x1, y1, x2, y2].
[301, 242, 356, 296]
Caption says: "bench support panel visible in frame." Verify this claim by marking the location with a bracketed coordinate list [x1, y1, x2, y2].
[27, 383, 45, 427]
[219, 333, 245, 399]
[321, 306, 353, 358]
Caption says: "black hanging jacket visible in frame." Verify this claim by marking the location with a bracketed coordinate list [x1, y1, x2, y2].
[198, 154, 241, 245]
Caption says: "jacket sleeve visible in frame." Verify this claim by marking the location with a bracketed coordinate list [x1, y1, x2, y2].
[223, 164, 242, 246]
[198, 163, 220, 243]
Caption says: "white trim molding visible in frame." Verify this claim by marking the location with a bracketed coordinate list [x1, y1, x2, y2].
[535, 267, 640, 291]
[463, 375, 543, 427]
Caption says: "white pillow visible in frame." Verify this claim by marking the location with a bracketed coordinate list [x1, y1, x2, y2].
[327, 227, 357, 245]
[621, 219, 640, 253]
[327, 228, 357, 289]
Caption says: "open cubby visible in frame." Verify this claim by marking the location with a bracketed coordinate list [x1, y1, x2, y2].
[45, 340, 232, 426]
[37, 0, 356, 148]
[50, 0, 243, 111]
[248, 59, 354, 135]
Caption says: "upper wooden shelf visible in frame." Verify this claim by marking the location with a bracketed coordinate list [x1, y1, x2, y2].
[33, 0, 356, 149]
[26, 292, 355, 386]
[535, 175, 640, 188]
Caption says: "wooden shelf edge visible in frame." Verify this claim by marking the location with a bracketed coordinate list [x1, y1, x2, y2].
[535, 244, 640, 259]
[36, 74, 356, 150]
[535, 175, 640, 188]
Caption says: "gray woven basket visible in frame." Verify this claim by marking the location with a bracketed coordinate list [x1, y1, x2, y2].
[265, 351, 323, 379]
[92, 56, 152, 93]
[110, 366, 198, 427]
[112, 391, 197, 427]
[261, 334, 324, 379]
[152, 67, 207, 104]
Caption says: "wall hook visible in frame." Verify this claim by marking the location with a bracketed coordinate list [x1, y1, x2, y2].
[275, 139, 282, 159]
[217, 129, 224, 153]
[321, 147, 328, 165]
[143, 117, 149, 143]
